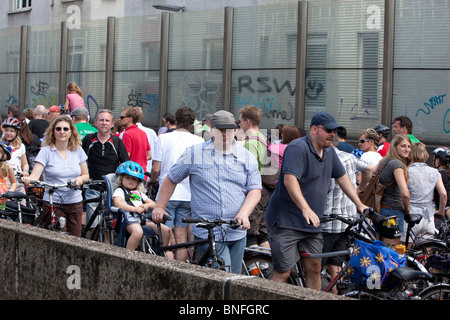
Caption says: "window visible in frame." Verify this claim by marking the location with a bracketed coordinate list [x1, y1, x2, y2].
[12, 0, 31, 11]
[358, 32, 380, 109]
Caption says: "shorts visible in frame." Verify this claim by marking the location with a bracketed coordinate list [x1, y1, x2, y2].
[164, 200, 191, 229]
[267, 223, 324, 273]
[322, 232, 347, 267]
[375, 207, 405, 233]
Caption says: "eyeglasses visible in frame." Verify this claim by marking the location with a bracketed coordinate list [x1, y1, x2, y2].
[317, 126, 336, 134]
[55, 127, 70, 132]
[359, 139, 372, 144]
[120, 115, 130, 119]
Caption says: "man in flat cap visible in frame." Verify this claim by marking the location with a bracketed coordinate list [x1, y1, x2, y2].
[152, 110, 262, 274]
[265, 111, 368, 289]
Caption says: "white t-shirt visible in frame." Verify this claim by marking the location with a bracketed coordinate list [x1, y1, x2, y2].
[8, 143, 26, 174]
[360, 151, 382, 167]
[113, 188, 149, 207]
[153, 130, 204, 201]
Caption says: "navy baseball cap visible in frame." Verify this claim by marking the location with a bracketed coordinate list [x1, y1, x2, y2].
[310, 111, 342, 130]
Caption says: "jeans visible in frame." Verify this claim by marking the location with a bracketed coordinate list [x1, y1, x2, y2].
[195, 236, 246, 274]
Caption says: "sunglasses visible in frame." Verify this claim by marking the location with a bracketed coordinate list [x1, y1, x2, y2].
[55, 127, 70, 132]
[120, 115, 130, 119]
[317, 126, 336, 134]
[359, 139, 372, 144]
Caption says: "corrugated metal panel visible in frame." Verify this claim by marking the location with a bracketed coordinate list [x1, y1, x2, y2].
[232, 3, 298, 70]
[394, 0, 450, 68]
[27, 24, 61, 73]
[0, 27, 21, 73]
[169, 10, 224, 70]
[114, 16, 161, 71]
[67, 20, 107, 72]
[305, 0, 384, 136]
[393, 1, 450, 144]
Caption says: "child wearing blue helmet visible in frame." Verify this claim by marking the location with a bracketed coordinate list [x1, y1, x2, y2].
[113, 160, 173, 252]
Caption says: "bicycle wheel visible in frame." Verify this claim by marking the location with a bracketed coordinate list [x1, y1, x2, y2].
[419, 284, 450, 300]
[242, 254, 273, 279]
[242, 254, 305, 286]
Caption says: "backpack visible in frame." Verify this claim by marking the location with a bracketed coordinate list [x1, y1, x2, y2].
[245, 135, 280, 190]
[358, 159, 394, 213]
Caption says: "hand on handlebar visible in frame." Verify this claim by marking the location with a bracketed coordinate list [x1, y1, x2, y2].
[234, 212, 250, 230]
[151, 205, 168, 224]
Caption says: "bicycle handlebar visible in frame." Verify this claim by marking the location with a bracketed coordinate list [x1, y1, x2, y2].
[29, 179, 80, 190]
[182, 217, 240, 229]
[319, 208, 374, 226]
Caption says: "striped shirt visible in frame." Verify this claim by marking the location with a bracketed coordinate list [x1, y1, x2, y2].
[323, 147, 368, 233]
[168, 139, 262, 241]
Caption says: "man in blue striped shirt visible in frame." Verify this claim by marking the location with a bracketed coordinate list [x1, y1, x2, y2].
[152, 110, 262, 273]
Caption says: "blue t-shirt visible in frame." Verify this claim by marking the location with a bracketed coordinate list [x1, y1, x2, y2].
[35, 145, 88, 204]
[265, 135, 346, 233]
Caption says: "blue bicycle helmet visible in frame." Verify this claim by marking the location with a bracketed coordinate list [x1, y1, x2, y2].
[116, 161, 145, 181]
[0, 141, 11, 161]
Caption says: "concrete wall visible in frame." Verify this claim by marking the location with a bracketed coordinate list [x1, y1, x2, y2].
[0, 219, 348, 300]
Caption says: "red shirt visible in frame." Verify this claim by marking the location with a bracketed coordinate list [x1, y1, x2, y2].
[121, 124, 150, 172]
[378, 142, 390, 157]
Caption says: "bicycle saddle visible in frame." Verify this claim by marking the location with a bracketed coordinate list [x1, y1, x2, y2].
[391, 267, 432, 281]
[404, 214, 422, 225]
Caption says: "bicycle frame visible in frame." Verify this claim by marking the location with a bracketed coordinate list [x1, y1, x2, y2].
[155, 231, 223, 269]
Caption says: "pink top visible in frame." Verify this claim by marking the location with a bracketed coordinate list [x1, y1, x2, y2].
[268, 143, 287, 168]
[66, 93, 85, 112]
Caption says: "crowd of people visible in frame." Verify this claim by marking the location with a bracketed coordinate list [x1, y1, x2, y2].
[1, 87, 449, 291]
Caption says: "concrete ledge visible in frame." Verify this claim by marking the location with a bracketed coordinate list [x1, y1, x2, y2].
[0, 219, 349, 300]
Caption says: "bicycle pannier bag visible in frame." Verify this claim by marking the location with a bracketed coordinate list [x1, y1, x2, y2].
[349, 239, 406, 289]
[358, 159, 393, 213]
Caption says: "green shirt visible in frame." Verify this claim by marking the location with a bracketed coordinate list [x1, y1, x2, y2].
[408, 134, 420, 144]
[75, 122, 98, 140]
[244, 131, 267, 173]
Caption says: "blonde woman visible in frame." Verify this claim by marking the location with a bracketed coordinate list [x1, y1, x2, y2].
[22, 116, 89, 236]
[407, 142, 447, 241]
[359, 128, 382, 166]
[374, 134, 413, 245]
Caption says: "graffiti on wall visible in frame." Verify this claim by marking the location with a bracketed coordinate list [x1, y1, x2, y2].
[233, 71, 324, 121]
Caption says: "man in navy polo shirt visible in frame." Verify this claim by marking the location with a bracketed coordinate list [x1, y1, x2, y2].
[265, 111, 368, 290]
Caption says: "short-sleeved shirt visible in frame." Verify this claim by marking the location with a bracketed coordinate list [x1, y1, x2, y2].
[265, 135, 346, 233]
[121, 124, 151, 172]
[75, 122, 97, 140]
[35, 145, 88, 204]
[168, 140, 262, 241]
[379, 158, 405, 210]
[153, 130, 204, 201]
[82, 133, 129, 181]
[323, 147, 368, 233]
[244, 131, 268, 173]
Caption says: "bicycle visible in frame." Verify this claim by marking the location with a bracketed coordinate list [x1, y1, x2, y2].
[29, 179, 81, 233]
[80, 179, 115, 244]
[152, 217, 241, 272]
[241, 208, 376, 289]
[0, 190, 37, 225]
[242, 209, 435, 299]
